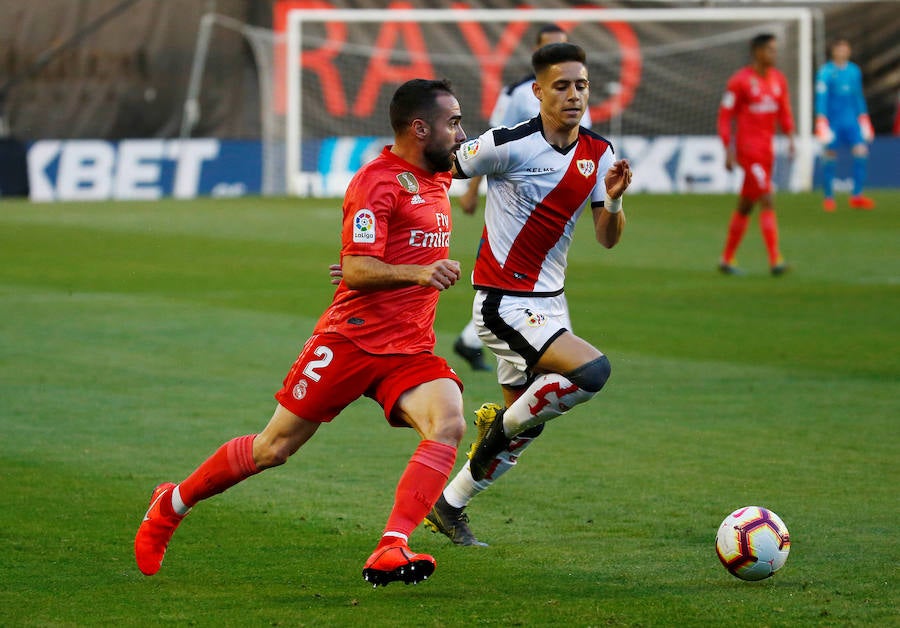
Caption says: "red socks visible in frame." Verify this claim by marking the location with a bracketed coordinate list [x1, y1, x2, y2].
[723, 208, 782, 267]
[759, 208, 781, 266]
[378, 440, 457, 548]
[172, 435, 456, 549]
[722, 211, 749, 263]
[177, 434, 260, 508]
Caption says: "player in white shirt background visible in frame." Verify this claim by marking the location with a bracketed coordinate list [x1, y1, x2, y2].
[453, 24, 592, 372]
[425, 42, 632, 546]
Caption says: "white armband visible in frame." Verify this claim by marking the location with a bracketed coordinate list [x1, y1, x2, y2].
[605, 196, 623, 213]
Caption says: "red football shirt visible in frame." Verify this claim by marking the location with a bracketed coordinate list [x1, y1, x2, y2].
[313, 146, 453, 355]
[718, 66, 795, 157]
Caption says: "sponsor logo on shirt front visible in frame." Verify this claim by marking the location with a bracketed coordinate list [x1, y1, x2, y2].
[353, 208, 376, 243]
[748, 97, 779, 114]
[408, 211, 451, 248]
[460, 139, 480, 161]
[408, 229, 451, 247]
[577, 159, 595, 177]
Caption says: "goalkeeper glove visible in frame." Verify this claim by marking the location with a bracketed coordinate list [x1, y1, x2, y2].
[815, 115, 834, 145]
[858, 114, 874, 142]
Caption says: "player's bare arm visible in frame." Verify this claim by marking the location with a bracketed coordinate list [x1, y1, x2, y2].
[459, 175, 483, 214]
[724, 146, 736, 172]
[592, 159, 631, 249]
[342, 255, 461, 292]
[605, 158, 632, 199]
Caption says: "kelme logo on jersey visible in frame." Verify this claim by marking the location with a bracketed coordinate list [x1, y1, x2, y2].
[396, 172, 419, 194]
[460, 139, 480, 161]
[353, 209, 376, 243]
[577, 159, 595, 177]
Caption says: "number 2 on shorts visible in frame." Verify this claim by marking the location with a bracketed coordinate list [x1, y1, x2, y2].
[302, 345, 333, 382]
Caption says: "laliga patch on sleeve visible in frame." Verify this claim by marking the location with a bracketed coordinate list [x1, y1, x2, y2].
[460, 139, 480, 161]
[721, 91, 735, 109]
[353, 208, 376, 243]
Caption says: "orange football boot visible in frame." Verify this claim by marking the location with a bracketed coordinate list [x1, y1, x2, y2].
[134, 482, 185, 575]
[849, 195, 875, 210]
[362, 540, 435, 587]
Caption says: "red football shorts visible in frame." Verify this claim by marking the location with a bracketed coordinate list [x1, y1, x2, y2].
[737, 151, 774, 201]
[275, 332, 463, 427]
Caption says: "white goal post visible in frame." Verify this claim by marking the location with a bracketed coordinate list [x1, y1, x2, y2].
[286, 7, 814, 197]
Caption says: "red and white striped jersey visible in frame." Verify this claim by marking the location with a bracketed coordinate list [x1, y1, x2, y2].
[455, 117, 615, 295]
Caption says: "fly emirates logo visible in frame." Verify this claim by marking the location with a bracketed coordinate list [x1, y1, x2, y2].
[409, 212, 451, 248]
[748, 96, 779, 114]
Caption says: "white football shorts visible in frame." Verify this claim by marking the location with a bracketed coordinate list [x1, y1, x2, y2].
[473, 290, 572, 387]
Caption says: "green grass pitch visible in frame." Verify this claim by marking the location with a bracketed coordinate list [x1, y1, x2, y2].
[1, 191, 897, 626]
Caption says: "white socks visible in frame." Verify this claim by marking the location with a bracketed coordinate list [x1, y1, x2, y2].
[171, 485, 191, 516]
[443, 433, 542, 508]
[442, 374, 599, 509]
[502, 373, 595, 435]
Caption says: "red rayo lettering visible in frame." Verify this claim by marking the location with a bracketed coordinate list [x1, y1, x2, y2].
[454, 3, 530, 120]
[353, 2, 436, 117]
[274, 0, 348, 116]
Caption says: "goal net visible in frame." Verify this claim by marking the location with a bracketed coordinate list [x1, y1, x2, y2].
[182, 13, 288, 196]
[282, 7, 813, 196]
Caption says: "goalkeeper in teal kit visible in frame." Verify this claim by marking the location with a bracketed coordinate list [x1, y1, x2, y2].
[815, 38, 875, 211]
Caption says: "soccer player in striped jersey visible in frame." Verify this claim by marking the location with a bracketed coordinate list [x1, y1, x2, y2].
[454, 23, 591, 372]
[717, 33, 795, 276]
[135, 79, 469, 587]
[424, 43, 632, 546]
[815, 38, 876, 211]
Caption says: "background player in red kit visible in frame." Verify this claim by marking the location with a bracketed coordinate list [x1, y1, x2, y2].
[135, 79, 468, 587]
[718, 33, 795, 276]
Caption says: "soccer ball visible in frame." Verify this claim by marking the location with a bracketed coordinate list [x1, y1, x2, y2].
[715, 506, 790, 581]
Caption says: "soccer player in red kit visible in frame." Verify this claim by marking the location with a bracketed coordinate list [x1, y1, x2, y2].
[134, 79, 468, 587]
[718, 33, 794, 276]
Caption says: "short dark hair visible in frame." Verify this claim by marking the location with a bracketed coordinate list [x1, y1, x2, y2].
[536, 23, 565, 46]
[389, 79, 455, 134]
[751, 33, 776, 52]
[532, 42, 586, 75]
[829, 37, 850, 51]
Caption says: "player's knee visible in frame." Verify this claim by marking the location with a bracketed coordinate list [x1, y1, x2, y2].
[431, 412, 466, 446]
[448, 413, 467, 445]
[823, 151, 837, 162]
[852, 144, 868, 158]
[566, 355, 611, 393]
